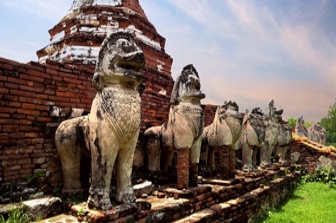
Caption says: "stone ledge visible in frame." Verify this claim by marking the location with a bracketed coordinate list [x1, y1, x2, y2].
[2, 164, 300, 223]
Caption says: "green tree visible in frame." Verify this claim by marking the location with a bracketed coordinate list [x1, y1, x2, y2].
[319, 99, 336, 146]
[287, 117, 297, 128]
[287, 117, 312, 129]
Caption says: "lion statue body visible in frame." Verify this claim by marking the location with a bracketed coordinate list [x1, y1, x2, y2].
[145, 64, 205, 188]
[55, 31, 145, 210]
[308, 123, 327, 145]
[275, 121, 292, 164]
[295, 116, 308, 138]
[259, 100, 283, 168]
[201, 101, 243, 178]
[240, 107, 266, 172]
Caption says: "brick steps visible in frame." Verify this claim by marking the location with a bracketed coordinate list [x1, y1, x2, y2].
[171, 186, 270, 223]
[0, 165, 299, 223]
[173, 208, 215, 223]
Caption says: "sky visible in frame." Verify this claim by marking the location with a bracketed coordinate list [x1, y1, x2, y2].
[0, 0, 336, 123]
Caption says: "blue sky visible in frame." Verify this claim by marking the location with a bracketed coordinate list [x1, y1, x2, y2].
[1, 0, 335, 122]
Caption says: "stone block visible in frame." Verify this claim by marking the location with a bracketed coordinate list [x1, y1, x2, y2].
[23, 197, 63, 221]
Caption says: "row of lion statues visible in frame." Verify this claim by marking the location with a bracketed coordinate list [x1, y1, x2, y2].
[295, 116, 327, 144]
[54, 31, 321, 210]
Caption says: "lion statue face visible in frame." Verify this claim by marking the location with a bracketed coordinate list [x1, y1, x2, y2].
[219, 101, 241, 118]
[170, 64, 205, 105]
[217, 101, 242, 128]
[310, 123, 326, 134]
[92, 31, 145, 91]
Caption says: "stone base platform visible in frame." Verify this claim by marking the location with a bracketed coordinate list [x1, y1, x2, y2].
[3, 164, 299, 223]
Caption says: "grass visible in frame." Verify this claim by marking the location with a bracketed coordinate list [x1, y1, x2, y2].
[0, 207, 29, 223]
[256, 182, 336, 223]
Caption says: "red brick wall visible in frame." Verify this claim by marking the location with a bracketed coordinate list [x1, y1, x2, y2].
[0, 57, 219, 187]
[202, 104, 217, 127]
[290, 142, 336, 173]
[0, 58, 95, 186]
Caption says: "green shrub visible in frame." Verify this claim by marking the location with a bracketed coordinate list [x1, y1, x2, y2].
[301, 168, 336, 185]
[0, 207, 29, 223]
[23, 171, 45, 185]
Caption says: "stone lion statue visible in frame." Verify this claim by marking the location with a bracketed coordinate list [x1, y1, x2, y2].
[201, 101, 243, 178]
[295, 116, 308, 138]
[259, 100, 283, 168]
[275, 120, 292, 164]
[55, 31, 145, 210]
[240, 107, 266, 172]
[145, 64, 205, 188]
[308, 123, 327, 145]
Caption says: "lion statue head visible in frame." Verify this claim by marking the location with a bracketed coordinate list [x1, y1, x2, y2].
[219, 101, 241, 119]
[170, 64, 205, 105]
[264, 100, 283, 123]
[92, 31, 145, 92]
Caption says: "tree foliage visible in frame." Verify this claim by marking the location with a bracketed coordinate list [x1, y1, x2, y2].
[287, 118, 312, 128]
[287, 118, 297, 128]
[319, 99, 336, 146]
[319, 99, 336, 132]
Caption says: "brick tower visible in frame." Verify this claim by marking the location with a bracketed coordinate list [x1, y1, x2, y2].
[37, 0, 174, 97]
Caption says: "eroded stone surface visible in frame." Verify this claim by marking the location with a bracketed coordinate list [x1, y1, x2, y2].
[316, 155, 336, 173]
[260, 100, 283, 168]
[55, 31, 145, 210]
[23, 197, 63, 221]
[308, 123, 327, 145]
[145, 64, 205, 188]
[240, 107, 265, 172]
[275, 121, 292, 164]
[201, 101, 243, 178]
[295, 116, 308, 138]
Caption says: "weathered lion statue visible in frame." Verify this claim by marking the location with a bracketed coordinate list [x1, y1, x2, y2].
[240, 107, 266, 172]
[55, 31, 145, 210]
[145, 64, 205, 188]
[260, 100, 283, 168]
[275, 120, 292, 164]
[308, 123, 327, 145]
[201, 101, 243, 179]
[295, 116, 308, 138]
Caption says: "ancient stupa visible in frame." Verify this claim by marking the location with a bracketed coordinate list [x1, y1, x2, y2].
[37, 0, 174, 94]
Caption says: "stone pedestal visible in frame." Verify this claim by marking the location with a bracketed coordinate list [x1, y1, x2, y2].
[229, 149, 236, 178]
[217, 146, 229, 180]
[177, 149, 190, 189]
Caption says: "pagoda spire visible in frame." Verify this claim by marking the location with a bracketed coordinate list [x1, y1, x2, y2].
[68, 0, 122, 13]
[36, 0, 173, 93]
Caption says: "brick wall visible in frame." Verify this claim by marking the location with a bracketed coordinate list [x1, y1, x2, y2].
[202, 104, 217, 127]
[290, 141, 336, 173]
[0, 58, 95, 186]
[0, 56, 222, 188]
